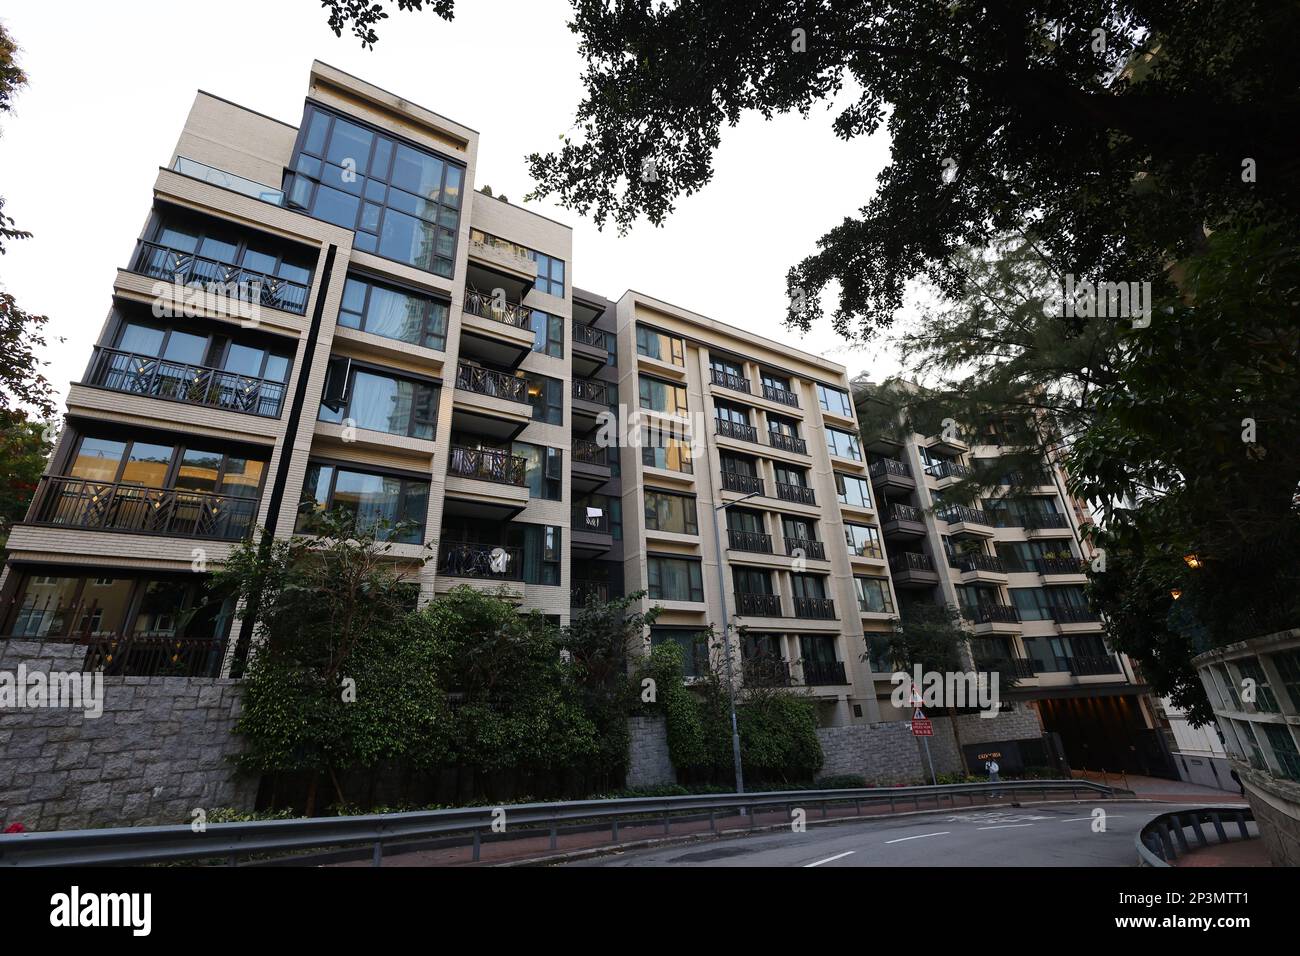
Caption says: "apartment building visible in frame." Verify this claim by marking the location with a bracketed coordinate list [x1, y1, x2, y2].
[857, 383, 1174, 774]
[613, 294, 897, 727]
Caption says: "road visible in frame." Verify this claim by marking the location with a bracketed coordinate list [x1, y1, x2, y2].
[564, 801, 1205, 867]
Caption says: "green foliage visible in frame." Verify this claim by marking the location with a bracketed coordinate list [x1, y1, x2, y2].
[0, 411, 52, 542]
[882, 602, 969, 676]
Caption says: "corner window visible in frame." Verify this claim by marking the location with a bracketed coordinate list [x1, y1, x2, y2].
[296, 462, 429, 543]
[635, 326, 685, 366]
[826, 427, 863, 460]
[339, 274, 448, 351]
[817, 384, 853, 418]
[318, 362, 438, 439]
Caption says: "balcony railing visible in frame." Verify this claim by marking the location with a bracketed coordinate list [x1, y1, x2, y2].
[173, 156, 285, 205]
[976, 657, 1037, 680]
[962, 603, 1022, 625]
[768, 431, 808, 455]
[572, 321, 608, 349]
[1035, 557, 1086, 575]
[573, 509, 612, 534]
[884, 504, 924, 523]
[937, 504, 993, 526]
[1068, 654, 1122, 676]
[776, 482, 816, 505]
[572, 438, 607, 466]
[570, 580, 610, 606]
[735, 592, 782, 617]
[86, 346, 286, 418]
[721, 471, 764, 496]
[743, 656, 792, 687]
[784, 537, 825, 560]
[30, 476, 257, 541]
[447, 446, 527, 486]
[949, 553, 1006, 574]
[889, 551, 934, 573]
[998, 470, 1052, 486]
[463, 288, 531, 328]
[762, 383, 799, 407]
[573, 377, 609, 405]
[131, 240, 310, 315]
[1051, 605, 1100, 623]
[727, 529, 773, 554]
[869, 458, 912, 479]
[455, 362, 529, 403]
[716, 418, 759, 443]
[1024, 512, 1069, 530]
[926, 460, 974, 480]
[803, 659, 848, 686]
[793, 596, 836, 619]
[83, 634, 227, 678]
[437, 541, 524, 580]
[710, 368, 751, 394]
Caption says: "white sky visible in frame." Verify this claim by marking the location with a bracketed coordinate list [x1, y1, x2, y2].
[1, 0, 911, 409]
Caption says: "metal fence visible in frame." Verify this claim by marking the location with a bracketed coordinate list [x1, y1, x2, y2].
[0, 780, 1126, 867]
[1135, 805, 1256, 866]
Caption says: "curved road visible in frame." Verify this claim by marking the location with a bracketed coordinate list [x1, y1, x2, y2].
[563, 801, 1221, 867]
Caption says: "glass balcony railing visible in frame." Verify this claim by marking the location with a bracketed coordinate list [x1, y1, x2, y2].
[172, 156, 285, 205]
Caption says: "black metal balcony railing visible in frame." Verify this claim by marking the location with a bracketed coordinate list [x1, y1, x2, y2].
[82, 634, 227, 678]
[710, 368, 751, 394]
[762, 383, 799, 407]
[743, 656, 792, 687]
[573, 508, 612, 534]
[889, 551, 934, 573]
[87, 346, 286, 418]
[30, 476, 257, 541]
[869, 458, 912, 479]
[884, 503, 924, 523]
[735, 591, 782, 617]
[1068, 654, 1122, 676]
[776, 482, 816, 505]
[570, 580, 610, 607]
[1051, 605, 1101, 623]
[1035, 557, 1086, 575]
[784, 537, 825, 560]
[976, 657, 1037, 680]
[572, 322, 608, 350]
[768, 431, 808, 455]
[573, 377, 609, 405]
[437, 541, 524, 580]
[793, 596, 836, 619]
[949, 553, 1006, 574]
[962, 603, 1022, 625]
[926, 460, 974, 480]
[803, 659, 848, 686]
[463, 288, 531, 328]
[132, 240, 310, 315]
[447, 446, 527, 486]
[716, 418, 759, 444]
[721, 471, 764, 496]
[572, 438, 607, 466]
[727, 529, 773, 554]
[937, 504, 993, 526]
[999, 470, 1052, 486]
[455, 362, 529, 404]
[1024, 511, 1070, 530]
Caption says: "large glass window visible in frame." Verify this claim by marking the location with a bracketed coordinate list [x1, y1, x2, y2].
[826, 427, 863, 460]
[521, 371, 563, 424]
[64, 435, 264, 497]
[531, 250, 566, 297]
[644, 489, 698, 535]
[296, 462, 428, 543]
[817, 383, 853, 418]
[855, 576, 894, 613]
[635, 326, 685, 366]
[144, 214, 314, 290]
[650, 627, 708, 677]
[318, 364, 438, 439]
[528, 309, 564, 357]
[338, 274, 448, 351]
[1010, 587, 1053, 621]
[647, 558, 704, 602]
[512, 441, 563, 500]
[288, 105, 464, 277]
[639, 375, 689, 416]
[641, 431, 694, 473]
[844, 523, 883, 559]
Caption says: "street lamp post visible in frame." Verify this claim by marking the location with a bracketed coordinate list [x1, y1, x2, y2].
[710, 489, 761, 795]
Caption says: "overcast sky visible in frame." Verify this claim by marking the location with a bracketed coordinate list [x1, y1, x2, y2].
[1, 0, 912, 409]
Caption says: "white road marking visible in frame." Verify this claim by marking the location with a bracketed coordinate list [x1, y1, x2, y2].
[1061, 815, 1126, 822]
[884, 831, 951, 844]
[804, 850, 855, 867]
[978, 823, 1035, 830]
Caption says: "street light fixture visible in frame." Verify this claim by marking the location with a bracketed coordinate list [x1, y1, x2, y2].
[710, 488, 762, 795]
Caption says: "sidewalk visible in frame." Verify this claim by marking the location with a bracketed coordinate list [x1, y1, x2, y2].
[1074, 771, 1248, 805]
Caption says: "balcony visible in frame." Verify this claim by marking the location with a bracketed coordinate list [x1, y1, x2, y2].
[466, 232, 537, 301]
[571, 321, 610, 377]
[438, 540, 524, 581]
[85, 346, 286, 418]
[716, 418, 759, 444]
[949, 553, 1008, 583]
[881, 503, 927, 539]
[925, 460, 974, 481]
[131, 240, 309, 316]
[976, 657, 1037, 681]
[868, 457, 916, 496]
[572, 506, 613, 557]
[793, 596, 836, 619]
[572, 377, 609, 429]
[735, 592, 782, 617]
[888, 550, 940, 588]
[172, 156, 285, 205]
[455, 362, 528, 404]
[743, 656, 792, 687]
[1052, 605, 1101, 624]
[447, 446, 526, 486]
[775, 482, 816, 506]
[1068, 654, 1122, 676]
[962, 604, 1022, 628]
[29, 476, 257, 541]
[1024, 512, 1071, 533]
[768, 431, 808, 456]
[802, 659, 848, 686]
[784, 537, 826, 561]
[463, 288, 531, 329]
[936, 504, 996, 538]
[711, 368, 751, 394]
[727, 529, 773, 554]
[762, 383, 800, 408]
[1035, 557, 1087, 576]
[571, 580, 610, 607]
[452, 363, 532, 441]
[721, 471, 764, 496]
[459, 289, 535, 369]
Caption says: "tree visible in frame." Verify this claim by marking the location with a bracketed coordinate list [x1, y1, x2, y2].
[0, 412, 52, 546]
[320, 0, 454, 48]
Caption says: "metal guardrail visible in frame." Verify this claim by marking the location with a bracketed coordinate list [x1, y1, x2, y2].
[0, 780, 1126, 868]
[1135, 805, 1256, 867]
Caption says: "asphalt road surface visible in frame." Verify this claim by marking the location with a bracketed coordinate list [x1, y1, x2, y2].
[564, 801, 1198, 867]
